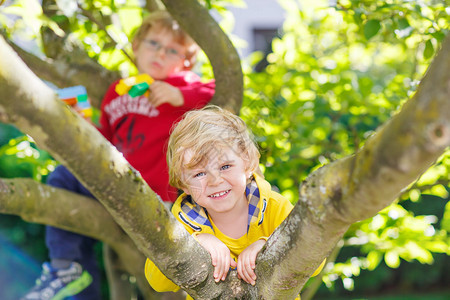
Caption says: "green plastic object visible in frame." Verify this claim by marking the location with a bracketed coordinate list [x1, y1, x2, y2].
[128, 82, 150, 97]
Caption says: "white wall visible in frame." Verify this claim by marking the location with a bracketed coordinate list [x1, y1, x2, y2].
[226, 0, 286, 58]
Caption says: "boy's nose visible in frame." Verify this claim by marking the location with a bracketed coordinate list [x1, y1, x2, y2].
[207, 173, 223, 186]
[155, 47, 166, 57]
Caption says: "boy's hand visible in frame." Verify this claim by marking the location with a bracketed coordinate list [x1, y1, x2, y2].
[237, 239, 266, 286]
[195, 233, 237, 282]
[148, 81, 184, 107]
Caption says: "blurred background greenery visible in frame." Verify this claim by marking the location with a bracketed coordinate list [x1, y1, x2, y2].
[0, 0, 449, 299]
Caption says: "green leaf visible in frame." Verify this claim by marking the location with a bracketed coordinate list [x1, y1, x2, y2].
[441, 202, 450, 231]
[363, 19, 381, 40]
[398, 18, 410, 30]
[423, 40, 434, 59]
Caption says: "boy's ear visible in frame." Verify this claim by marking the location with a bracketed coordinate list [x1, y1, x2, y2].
[242, 154, 254, 179]
[244, 163, 253, 179]
[183, 60, 192, 70]
[132, 39, 140, 53]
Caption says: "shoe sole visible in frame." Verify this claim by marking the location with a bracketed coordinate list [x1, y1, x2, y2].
[52, 271, 93, 300]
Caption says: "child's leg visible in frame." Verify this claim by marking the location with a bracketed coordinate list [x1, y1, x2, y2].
[45, 225, 101, 299]
[21, 227, 100, 300]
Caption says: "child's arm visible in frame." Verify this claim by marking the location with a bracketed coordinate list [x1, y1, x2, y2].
[147, 79, 215, 108]
[195, 233, 237, 282]
[178, 80, 215, 109]
[236, 239, 266, 286]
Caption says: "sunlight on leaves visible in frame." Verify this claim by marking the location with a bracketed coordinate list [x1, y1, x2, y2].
[384, 250, 400, 268]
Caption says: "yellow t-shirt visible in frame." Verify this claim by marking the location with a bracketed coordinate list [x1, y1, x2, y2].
[145, 174, 324, 299]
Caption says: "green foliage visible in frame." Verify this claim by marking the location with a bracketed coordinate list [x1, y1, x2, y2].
[241, 0, 449, 295]
[0, 0, 235, 77]
[0, 126, 56, 181]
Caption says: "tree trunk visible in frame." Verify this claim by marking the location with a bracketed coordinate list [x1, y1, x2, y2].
[162, 0, 244, 114]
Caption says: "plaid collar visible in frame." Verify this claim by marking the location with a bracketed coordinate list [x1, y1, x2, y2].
[179, 195, 212, 231]
[246, 179, 267, 230]
[178, 176, 267, 232]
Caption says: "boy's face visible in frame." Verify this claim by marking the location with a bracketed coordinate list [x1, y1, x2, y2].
[133, 28, 187, 80]
[181, 146, 252, 217]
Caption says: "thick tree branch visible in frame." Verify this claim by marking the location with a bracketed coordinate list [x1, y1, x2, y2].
[162, 0, 243, 114]
[0, 178, 123, 242]
[2, 37, 119, 109]
[0, 177, 155, 297]
[145, 0, 164, 12]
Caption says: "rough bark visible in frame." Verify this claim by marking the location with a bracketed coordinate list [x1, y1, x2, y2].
[1, 36, 119, 109]
[145, 0, 165, 12]
[162, 0, 244, 114]
[252, 35, 450, 299]
[38, 0, 122, 108]
[0, 177, 155, 298]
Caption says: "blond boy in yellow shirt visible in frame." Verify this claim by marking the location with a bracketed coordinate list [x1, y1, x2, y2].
[145, 106, 324, 299]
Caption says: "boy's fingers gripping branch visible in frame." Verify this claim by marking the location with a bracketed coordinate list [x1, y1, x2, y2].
[195, 233, 233, 282]
[145, 106, 315, 296]
[237, 239, 266, 285]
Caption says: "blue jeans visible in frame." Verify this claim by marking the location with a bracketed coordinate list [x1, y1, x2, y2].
[45, 165, 102, 299]
[45, 226, 101, 300]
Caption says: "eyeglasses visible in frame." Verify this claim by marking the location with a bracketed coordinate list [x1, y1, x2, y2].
[141, 39, 185, 60]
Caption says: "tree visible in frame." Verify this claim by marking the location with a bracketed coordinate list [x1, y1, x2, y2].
[241, 2, 449, 296]
[0, 0, 449, 299]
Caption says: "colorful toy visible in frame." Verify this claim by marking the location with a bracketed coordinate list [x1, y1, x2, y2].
[56, 85, 92, 118]
[115, 74, 154, 97]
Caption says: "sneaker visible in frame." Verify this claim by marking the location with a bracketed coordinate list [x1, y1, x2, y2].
[21, 262, 93, 300]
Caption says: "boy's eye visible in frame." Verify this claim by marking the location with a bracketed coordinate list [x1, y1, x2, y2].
[220, 164, 231, 171]
[142, 39, 184, 60]
[149, 39, 160, 47]
[143, 39, 160, 49]
[166, 48, 180, 56]
[194, 172, 206, 178]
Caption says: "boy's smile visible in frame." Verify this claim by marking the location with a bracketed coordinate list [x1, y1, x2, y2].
[181, 146, 251, 218]
[209, 189, 230, 198]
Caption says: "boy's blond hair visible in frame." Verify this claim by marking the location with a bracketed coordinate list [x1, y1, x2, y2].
[167, 106, 260, 190]
[133, 10, 199, 68]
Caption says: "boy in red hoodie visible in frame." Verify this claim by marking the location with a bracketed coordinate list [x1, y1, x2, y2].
[22, 11, 214, 300]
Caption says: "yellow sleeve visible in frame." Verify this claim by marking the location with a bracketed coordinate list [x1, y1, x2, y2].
[267, 191, 295, 232]
[144, 258, 180, 293]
